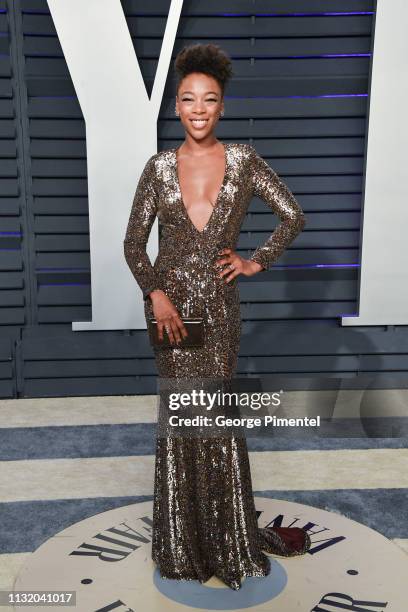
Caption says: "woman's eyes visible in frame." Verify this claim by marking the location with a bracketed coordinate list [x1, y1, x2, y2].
[182, 98, 217, 102]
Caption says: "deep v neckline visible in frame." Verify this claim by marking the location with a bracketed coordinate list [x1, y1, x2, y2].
[174, 142, 229, 234]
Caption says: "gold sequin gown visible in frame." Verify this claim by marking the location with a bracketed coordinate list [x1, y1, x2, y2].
[124, 142, 311, 590]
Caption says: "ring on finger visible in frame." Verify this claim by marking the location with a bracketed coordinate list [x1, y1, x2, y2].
[229, 263, 235, 270]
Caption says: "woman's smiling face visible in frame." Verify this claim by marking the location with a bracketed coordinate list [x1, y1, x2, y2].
[175, 72, 224, 140]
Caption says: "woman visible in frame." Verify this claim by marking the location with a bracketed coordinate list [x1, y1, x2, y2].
[123, 43, 310, 591]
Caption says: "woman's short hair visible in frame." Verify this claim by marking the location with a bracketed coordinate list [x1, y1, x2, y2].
[174, 43, 233, 96]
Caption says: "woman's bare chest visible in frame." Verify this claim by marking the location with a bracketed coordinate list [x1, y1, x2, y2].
[176, 145, 227, 233]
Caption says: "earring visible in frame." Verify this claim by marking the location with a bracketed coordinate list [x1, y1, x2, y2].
[220, 110, 224, 117]
[175, 108, 179, 116]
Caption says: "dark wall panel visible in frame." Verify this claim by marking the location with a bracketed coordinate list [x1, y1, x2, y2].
[2, 0, 405, 398]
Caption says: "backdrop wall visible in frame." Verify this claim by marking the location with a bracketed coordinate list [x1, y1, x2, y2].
[3, 0, 405, 399]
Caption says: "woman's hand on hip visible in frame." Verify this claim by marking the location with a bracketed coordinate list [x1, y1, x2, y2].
[214, 248, 264, 283]
[148, 290, 188, 345]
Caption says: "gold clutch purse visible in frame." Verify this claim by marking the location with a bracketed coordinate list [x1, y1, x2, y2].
[147, 302, 204, 348]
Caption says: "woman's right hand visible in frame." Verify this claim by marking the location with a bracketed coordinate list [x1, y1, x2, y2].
[148, 290, 188, 345]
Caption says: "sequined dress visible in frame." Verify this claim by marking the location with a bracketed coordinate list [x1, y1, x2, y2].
[123, 142, 310, 590]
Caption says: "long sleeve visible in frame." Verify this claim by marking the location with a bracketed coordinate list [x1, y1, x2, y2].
[123, 154, 161, 300]
[248, 145, 306, 271]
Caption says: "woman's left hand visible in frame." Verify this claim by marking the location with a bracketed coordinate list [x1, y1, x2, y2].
[214, 248, 263, 283]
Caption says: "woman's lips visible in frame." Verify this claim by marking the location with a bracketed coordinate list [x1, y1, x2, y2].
[190, 119, 209, 129]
